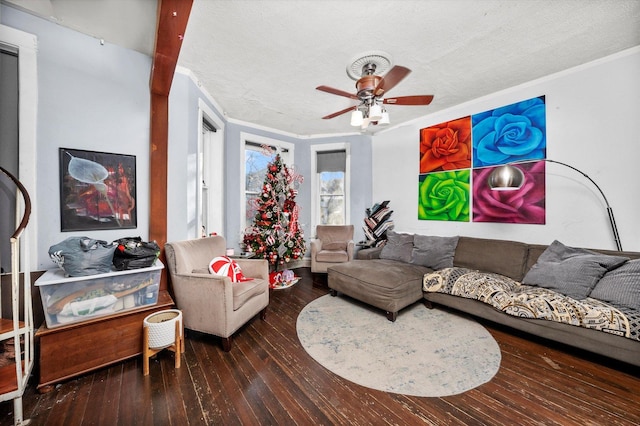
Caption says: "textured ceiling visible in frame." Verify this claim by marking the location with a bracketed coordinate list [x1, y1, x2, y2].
[7, 0, 640, 136]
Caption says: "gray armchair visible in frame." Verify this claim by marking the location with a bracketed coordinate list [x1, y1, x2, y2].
[310, 225, 355, 273]
[164, 236, 269, 351]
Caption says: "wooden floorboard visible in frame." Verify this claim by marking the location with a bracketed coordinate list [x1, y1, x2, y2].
[1, 267, 639, 425]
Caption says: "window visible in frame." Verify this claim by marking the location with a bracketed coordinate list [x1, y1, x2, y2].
[199, 119, 219, 236]
[318, 151, 346, 225]
[197, 99, 224, 239]
[311, 144, 350, 232]
[244, 144, 272, 226]
[242, 134, 293, 230]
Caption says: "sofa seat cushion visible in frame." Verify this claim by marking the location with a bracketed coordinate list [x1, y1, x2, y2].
[232, 278, 268, 310]
[332, 259, 431, 289]
[328, 259, 430, 314]
[424, 267, 640, 342]
[323, 241, 348, 250]
[316, 249, 350, 263]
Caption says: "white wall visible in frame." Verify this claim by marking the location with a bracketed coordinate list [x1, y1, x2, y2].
[3, 6, 152, 269]
[167, 72, 224, 244]
[372, 47, 640, 252]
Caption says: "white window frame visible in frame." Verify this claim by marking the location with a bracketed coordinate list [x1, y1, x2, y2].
[240, 132, 294, 230]
[197, 98, 225, 238]
[310, 143, 351, 236]
[0, 25, 38, 270]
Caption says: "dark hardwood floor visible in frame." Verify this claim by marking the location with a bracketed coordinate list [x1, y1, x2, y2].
[1, 267, 639, 425]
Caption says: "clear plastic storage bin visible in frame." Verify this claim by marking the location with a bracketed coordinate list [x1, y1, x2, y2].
[36, 261, 163, 328]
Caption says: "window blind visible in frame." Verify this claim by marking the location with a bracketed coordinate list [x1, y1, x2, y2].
[317, 150, 346, 173]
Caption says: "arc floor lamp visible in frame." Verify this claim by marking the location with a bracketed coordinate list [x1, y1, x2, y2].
[488, 159, 623, 251]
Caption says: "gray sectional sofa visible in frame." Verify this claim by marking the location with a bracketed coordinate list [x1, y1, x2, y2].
[327, 234, 640, 366]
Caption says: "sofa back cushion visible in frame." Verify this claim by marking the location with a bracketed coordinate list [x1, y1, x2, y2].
[380, 231, 414, 263]
[165, 235, 226, 275]
[410, 235, 458, 270]
[316, 225, 354, 250]
[522, 240, 629, 300]
[590, 259, 640, 310]
[525, 244, 548, 272]
[453, 236, 529, 281]
[526, 244, 640, 272]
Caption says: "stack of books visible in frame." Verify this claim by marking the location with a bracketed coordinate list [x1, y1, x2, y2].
[361, 201, 393, 247]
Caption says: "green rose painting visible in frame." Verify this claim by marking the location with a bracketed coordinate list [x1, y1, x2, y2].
[418, 170, 470, 221]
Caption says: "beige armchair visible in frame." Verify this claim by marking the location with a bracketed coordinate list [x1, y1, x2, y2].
[164, 236, 269, 352]
[310, 225, 355, 273]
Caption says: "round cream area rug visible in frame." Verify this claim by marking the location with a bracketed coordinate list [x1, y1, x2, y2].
[296, 295, 501, 397]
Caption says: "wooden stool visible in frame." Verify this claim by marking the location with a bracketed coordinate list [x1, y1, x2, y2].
[142, 309, 184, 376]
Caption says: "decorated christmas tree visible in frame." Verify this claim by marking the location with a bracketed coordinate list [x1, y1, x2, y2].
[243, 153, 306, 274]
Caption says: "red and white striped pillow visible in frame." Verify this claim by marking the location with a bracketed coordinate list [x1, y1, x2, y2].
[208, 256, 252, 282]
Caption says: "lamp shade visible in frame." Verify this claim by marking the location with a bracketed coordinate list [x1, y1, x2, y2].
[369, 103, 383, 121]
[486, 158, 623, 251]
[487, 165, 525, 190]
[350, 110, 364, 126]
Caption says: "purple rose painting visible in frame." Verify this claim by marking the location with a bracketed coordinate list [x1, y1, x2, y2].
[472, 96, 546, 167]
[472, 161, 545, 224]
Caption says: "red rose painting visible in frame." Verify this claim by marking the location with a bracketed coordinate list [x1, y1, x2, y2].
[419, 117, 471, 174]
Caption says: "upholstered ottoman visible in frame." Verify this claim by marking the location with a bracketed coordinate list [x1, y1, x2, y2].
[327, 259, 430, 321]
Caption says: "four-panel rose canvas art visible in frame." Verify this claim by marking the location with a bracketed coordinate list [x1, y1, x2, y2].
[418, 96, 547, 223]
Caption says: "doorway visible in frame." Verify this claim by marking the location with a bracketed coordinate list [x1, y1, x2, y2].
[0, 43, 19, 273]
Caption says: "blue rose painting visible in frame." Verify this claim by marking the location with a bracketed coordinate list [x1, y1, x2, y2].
[472, 96, 546, 167]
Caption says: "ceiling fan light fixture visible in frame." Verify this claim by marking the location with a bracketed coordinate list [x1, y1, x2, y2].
[369, 103, 383, 121]
[378, 111, 390, 125]
[346, 51, 393, 80]
[318, 56, 434, 128]
[350, 109, 364, 126]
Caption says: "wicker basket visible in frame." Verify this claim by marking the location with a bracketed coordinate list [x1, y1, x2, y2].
[143, 309, 182, 349]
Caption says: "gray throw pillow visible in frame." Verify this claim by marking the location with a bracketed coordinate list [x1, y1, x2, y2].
[410, 235, 459, 270]
[589, 259, 640, 311]
[522, 240, 629, 300]
[380, 231, 414, 263]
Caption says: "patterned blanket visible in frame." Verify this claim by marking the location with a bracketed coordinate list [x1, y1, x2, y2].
[423, 267, 640, 342]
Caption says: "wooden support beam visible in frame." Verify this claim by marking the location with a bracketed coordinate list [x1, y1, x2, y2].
[150, 0, 193, 97]
[149, 0, 193, 291]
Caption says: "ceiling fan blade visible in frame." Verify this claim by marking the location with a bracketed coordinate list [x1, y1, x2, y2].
[322, 106, 356, 120]
[374, 66, 411, 96]
[316, 85, 359, 100]
[384, 95, 434, 106]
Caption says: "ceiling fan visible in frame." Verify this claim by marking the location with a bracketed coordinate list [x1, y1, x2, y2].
[316, 57, 434, 128]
